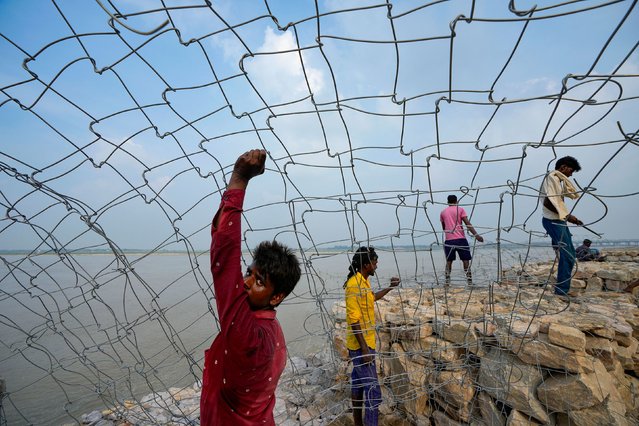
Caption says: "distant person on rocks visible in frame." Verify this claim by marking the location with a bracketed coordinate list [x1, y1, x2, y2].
[200, 149, 302, 425]
[576, 239, 605, 262]
[344, 247, 399, 426]
[440, 195, 484, 286]
[540, 156, 583, 296]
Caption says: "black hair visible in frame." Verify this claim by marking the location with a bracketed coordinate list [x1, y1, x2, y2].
[583, 239, 592, 245]
[343, 246, 378, 288]
[555, 156, 581, 172]
[447, 194, 457, 204]
[252, 240, 301, 303]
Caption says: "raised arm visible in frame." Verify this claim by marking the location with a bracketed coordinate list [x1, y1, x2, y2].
[213, 149, 266, 228]
[210, 149, 267, 326]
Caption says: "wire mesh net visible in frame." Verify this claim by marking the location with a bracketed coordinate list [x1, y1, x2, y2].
[1, 0, 638, 425]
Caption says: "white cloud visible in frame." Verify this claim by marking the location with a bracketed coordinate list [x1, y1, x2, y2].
[211, 32, 246, 64]
[245, 27, 325, 102]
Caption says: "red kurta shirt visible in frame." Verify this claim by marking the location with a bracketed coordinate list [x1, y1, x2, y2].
[200, 189, 287, 425]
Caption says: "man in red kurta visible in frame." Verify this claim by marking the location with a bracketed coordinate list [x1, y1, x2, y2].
[200, 149, 301, 425]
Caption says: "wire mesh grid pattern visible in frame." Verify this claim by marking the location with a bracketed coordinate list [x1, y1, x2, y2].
[1, 0, 638, 424]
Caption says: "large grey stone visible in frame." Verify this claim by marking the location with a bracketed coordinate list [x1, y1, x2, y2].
[432, 368, 476, 422]
[597, 268, 634, 282]
[585, 335, 618, 366]
[547, 323, 586, 351]
[506, 409, 543, 425]
[567, 387, 628, 426]
[477, 391, 506, 426]
[508, 333, 597, 373]
[586, 276, 604, 292]
[432, 409, 465, 426]
[478, 348, 549, 424]
[537, 372, 608, 411]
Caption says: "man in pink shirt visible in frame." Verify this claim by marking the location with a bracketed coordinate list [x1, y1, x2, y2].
[200, 149, 301, 425]
[440, 195, 484, 286]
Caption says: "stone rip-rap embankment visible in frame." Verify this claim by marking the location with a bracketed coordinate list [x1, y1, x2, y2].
[77, 249, 639, 425]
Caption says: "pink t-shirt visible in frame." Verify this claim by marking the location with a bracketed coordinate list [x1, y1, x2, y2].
[440, 205, 467, 240]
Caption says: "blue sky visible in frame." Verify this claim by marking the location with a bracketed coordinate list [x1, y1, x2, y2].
[1, 0, 638, 253]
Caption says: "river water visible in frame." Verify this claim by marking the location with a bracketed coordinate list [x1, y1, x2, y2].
[0, 244, 554, 424]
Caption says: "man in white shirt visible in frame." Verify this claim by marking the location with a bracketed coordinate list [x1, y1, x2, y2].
[540, 156, 583, 296]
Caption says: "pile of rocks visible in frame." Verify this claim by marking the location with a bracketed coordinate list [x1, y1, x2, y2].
[74, 350, 343, 426]
[601, 248, 639, 263]
[502, 250, 639, 294]
[76, 258, 639, 425]
[77, 385, 201, 426]
[331, 285, 639, 425]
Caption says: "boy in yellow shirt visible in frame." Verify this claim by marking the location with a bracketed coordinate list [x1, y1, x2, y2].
[344, 247, 399, 426]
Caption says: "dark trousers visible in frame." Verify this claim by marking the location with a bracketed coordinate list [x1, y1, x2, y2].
[542, 217, 575, 295]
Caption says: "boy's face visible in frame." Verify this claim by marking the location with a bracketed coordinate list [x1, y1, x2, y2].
[244, 263, 284, 310]
[362, 257, 378, 277]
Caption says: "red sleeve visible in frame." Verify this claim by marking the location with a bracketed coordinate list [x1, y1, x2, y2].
[210, 189, 247, 328]
[210, 189, 272, 357]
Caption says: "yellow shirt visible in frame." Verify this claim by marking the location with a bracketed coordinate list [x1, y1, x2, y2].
[345, 272, 376, 350]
